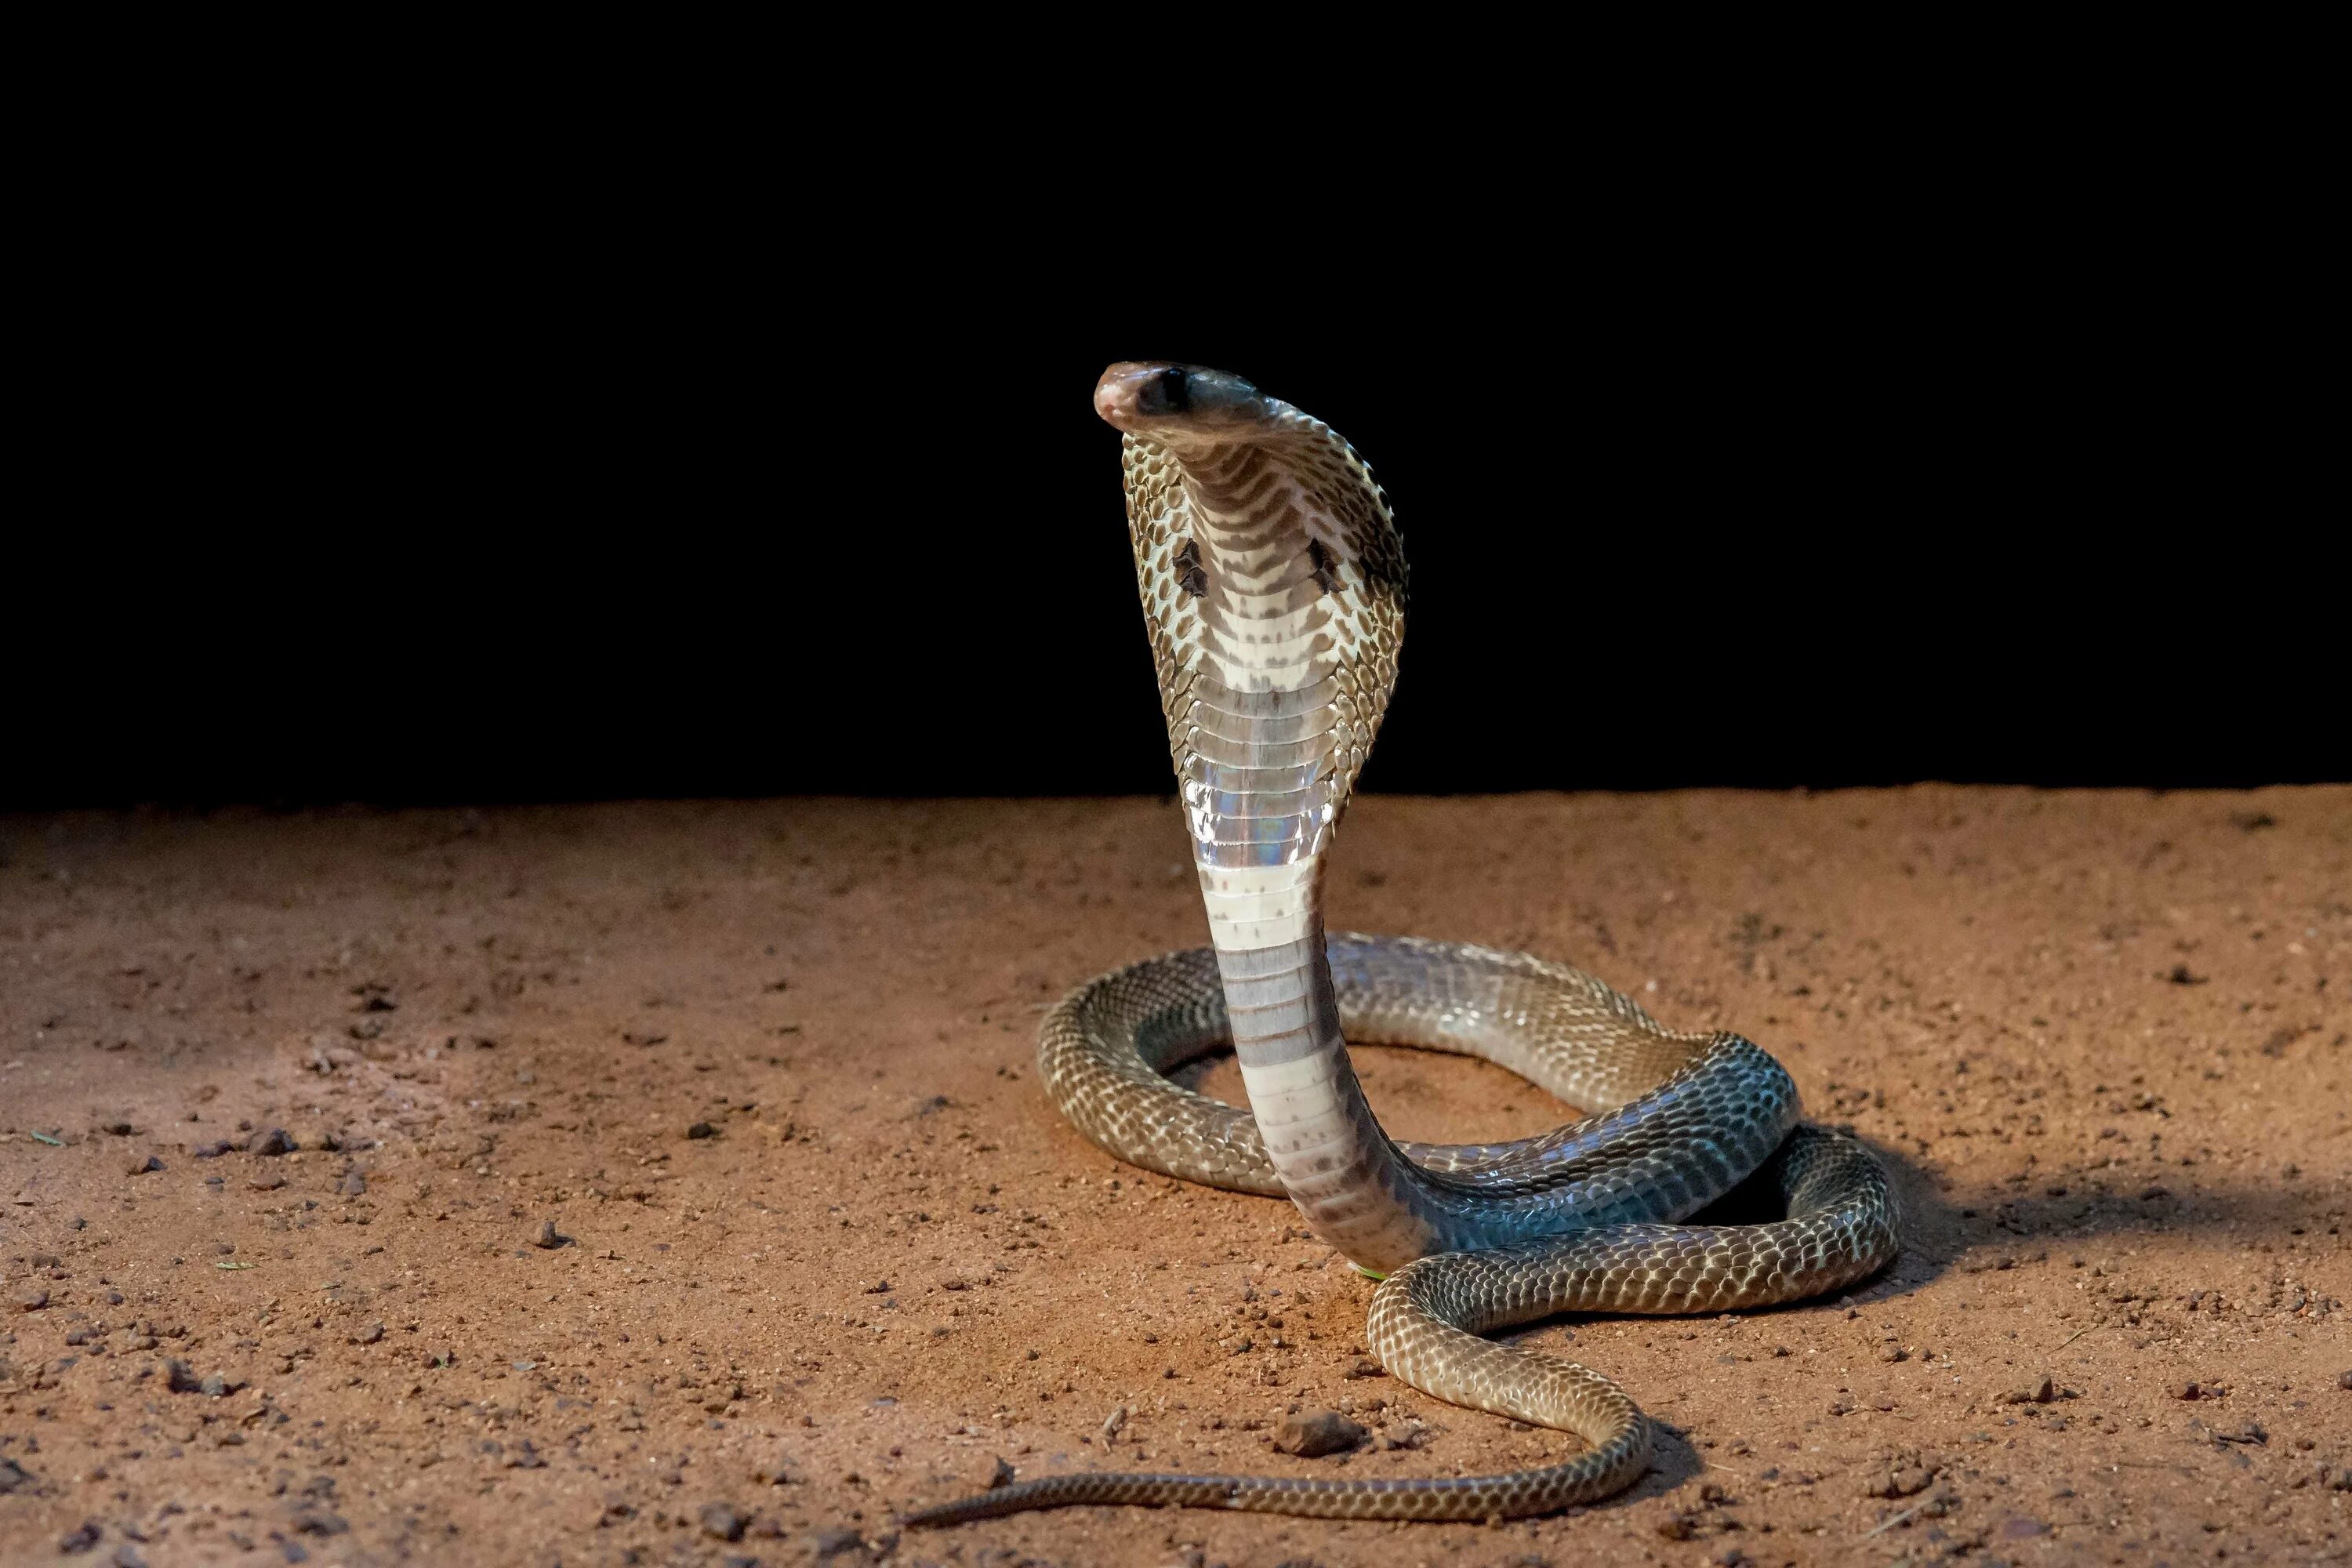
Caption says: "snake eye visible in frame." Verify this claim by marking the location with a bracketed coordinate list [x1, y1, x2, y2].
[1137, 366, 1192, 417]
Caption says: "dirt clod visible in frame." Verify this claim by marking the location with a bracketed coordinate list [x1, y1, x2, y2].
[1273, 1410, 1367, 1457]
[1864, 1464, 1938, 1498]
[163, 1358, 240, 1396]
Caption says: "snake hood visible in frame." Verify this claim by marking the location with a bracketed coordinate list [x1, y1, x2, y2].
[1092, 361, 1410, 871]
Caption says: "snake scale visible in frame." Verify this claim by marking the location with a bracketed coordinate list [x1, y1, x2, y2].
[905, 363, 1899, 1526]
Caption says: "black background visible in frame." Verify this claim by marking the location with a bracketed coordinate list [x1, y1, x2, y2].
[9, 231, 2337, 808]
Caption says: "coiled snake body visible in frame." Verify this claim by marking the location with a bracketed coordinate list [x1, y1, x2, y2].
[906, 364, 1899, 1526]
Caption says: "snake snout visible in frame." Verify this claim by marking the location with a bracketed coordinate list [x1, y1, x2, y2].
[1095, 361, 1269, 436]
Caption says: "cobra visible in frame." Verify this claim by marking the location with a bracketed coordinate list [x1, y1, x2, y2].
[904, 363, 1900, 1524]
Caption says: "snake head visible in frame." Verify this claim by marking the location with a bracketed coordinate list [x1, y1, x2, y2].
[1094, 362, 1276, 442]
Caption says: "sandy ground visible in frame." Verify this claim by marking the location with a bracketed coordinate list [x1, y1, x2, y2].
[0, 789, 2347, 1568]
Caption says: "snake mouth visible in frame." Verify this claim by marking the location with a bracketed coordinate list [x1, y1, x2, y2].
[1094, 361, 1275, 439]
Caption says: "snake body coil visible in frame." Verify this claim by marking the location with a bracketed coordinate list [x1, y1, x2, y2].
[905, 365, 1899, 1526]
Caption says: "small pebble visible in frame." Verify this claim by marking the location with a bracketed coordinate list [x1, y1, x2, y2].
[247, 1128, 297, 1156]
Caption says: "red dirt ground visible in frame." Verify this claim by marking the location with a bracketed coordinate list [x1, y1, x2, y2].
[2, 789, 2347, 1567]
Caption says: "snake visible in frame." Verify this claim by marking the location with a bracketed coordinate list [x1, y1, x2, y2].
[903, 363, 1900, 1526]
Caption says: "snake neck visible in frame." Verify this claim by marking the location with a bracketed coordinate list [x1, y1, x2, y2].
[1119, 403, 1450, 1269]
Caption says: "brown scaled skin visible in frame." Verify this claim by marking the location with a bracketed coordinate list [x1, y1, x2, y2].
[901, 365, 1900, 1529]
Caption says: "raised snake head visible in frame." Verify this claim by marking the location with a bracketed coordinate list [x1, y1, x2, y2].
[1093, 361, 1276, 448]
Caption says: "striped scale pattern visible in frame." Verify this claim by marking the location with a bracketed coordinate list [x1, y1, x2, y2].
[909, 997, 1897, 1526]
[1120, 413, 1406, 850]
[1035, 935, 1804, 1230]
[902, 365, 1900, 1528]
